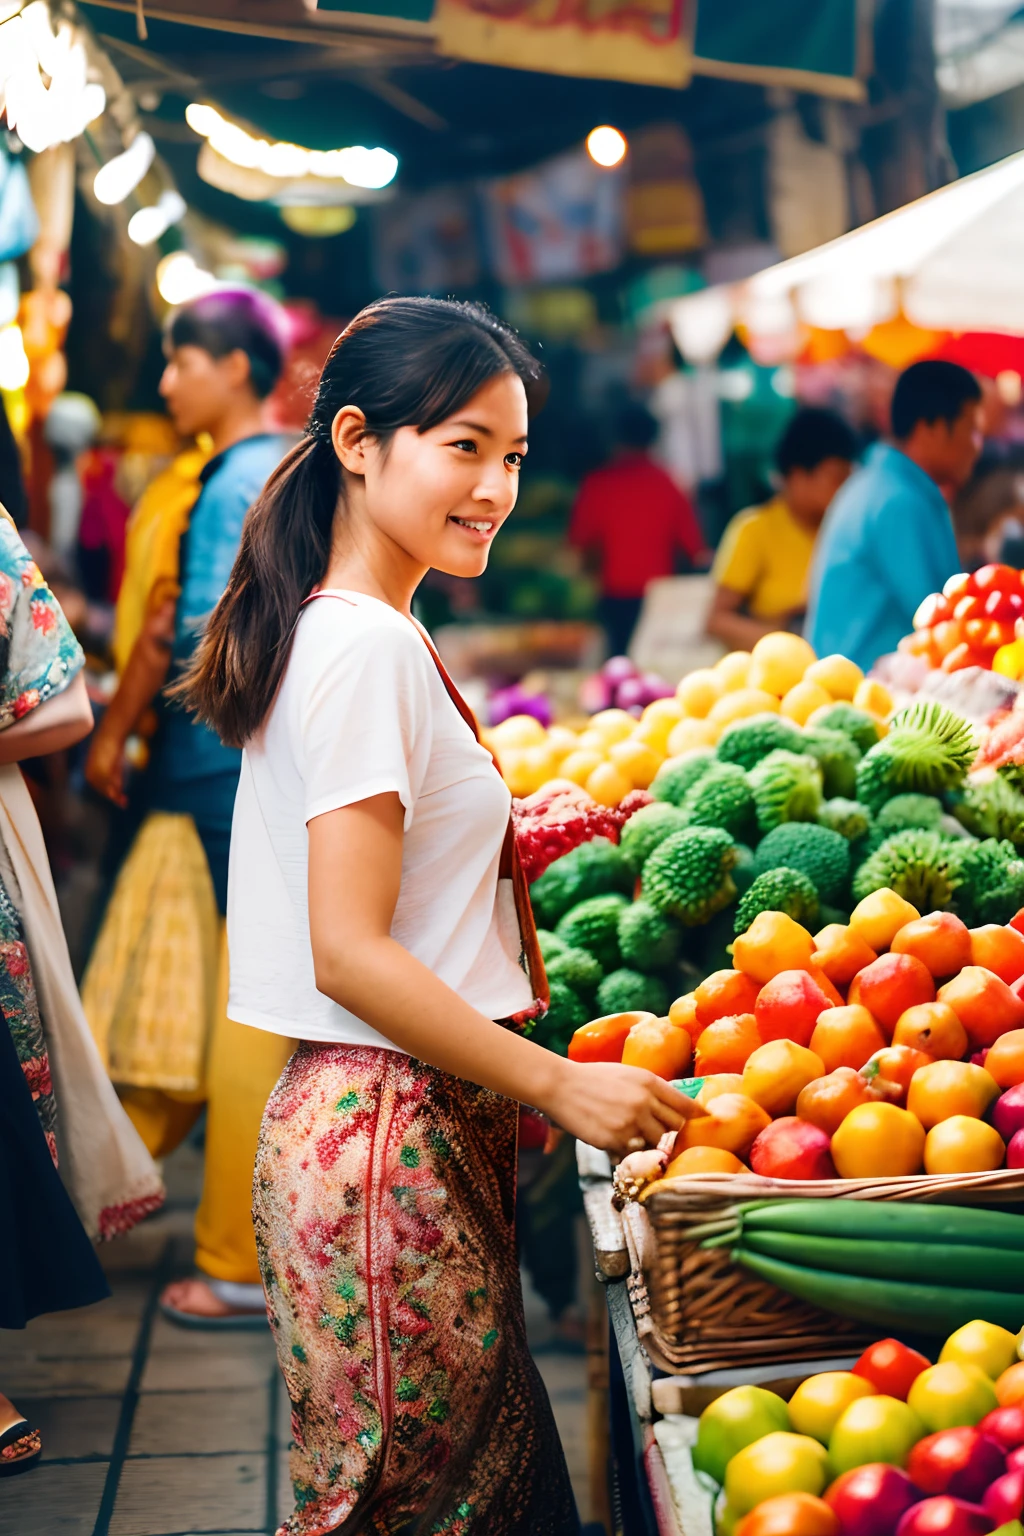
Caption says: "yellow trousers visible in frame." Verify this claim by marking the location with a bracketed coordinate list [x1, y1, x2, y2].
[121, 929, 294, 1284]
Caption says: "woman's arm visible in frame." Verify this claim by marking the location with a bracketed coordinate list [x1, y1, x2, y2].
[308, 792, 690, 1155]
[0, 672, 93, 765]
[86, 588, 176, 807]
[705, 583, 792, 650]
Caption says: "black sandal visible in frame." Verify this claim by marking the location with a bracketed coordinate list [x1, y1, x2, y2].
[0, 1419, 41, 1475]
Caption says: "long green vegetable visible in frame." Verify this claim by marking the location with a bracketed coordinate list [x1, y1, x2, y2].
[737, 1199, 1024, 1249]
[733, 1247, 1024, 1335]
[742, 1230, 1024, 1294]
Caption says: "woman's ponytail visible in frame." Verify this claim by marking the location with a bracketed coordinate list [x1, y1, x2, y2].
[179, 295, 544, 747]
[181, 433, 340, 746]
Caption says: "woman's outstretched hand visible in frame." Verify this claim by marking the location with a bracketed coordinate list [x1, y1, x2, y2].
[543, 1060, 692, 1159]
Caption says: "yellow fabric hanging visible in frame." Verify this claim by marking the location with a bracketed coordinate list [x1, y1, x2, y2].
[82, 812, 219, 1094]
[111, 445, 209, 676]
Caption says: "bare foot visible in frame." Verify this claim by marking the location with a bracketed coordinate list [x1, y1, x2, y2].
[0, 1393, 25, 1436]
[160, 1278, 251, 1319]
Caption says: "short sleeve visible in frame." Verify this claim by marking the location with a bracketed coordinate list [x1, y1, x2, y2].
[712, 510, 762, 598]
[568, 476, 603, 549]
[0, 512, 84, 731]
[299, 618, 434, 831]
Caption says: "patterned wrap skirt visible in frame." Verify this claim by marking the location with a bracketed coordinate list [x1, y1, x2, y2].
[254, 1041, 580, 1536]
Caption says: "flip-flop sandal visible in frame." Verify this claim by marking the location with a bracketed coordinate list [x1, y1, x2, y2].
[0, 1420, 41, 1476]
[158, 1298, 267, 1331]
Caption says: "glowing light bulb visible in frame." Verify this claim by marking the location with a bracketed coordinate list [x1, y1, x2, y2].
[185, 102, 221, 136]
[94, 132, 155, 207]
[155, 252, 216, 306]
[586, 125, 627, 168]
[0, 326, 30, 391]
[127, 190, 187, 247]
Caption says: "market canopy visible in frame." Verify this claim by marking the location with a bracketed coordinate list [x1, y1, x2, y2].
[669, 147, 1024, 364]
[86, 0, 868, 92]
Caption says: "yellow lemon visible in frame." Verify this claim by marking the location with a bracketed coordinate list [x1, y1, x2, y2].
[519, 743, 556, 795]
[676, 668, 725, 718]
[588, 708, 636, 746]
[854, 678, 894, 719]
[490, 713, 548, 749]
[715, 651, 753, 690]
[545, 725, 579, 760]
[577, 728, 609, 752]
[667, 717, 721, 754]
[940, 1320, 1021, 1381]
[708, 688, 781, 725]
[632, 717, 674, 754]
[748, 632, 817, 697]
[805, 653, 864, 701]
[498, 749, 535, 797]
[585, 761, 632, 807]
[780, 679, 833, 726]
[608, 738, 663, 789]
[559, 749, 605, 786]
[643, 696, 686, 729]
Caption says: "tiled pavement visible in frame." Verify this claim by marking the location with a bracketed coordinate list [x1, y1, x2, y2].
[0, 1143, 592, 1536]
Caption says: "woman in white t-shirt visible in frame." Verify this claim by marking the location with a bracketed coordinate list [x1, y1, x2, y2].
[180, 297, 689, 1536]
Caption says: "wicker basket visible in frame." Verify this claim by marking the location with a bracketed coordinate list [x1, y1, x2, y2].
[624, 1167, 1024, 1376]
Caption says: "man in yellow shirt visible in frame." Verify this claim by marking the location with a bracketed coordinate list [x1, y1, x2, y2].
[707, 407, 857, 650]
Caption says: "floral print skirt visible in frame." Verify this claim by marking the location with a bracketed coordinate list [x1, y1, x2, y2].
[254, 1041, 579, 1536]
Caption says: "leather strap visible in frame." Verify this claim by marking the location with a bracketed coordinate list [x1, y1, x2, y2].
[300, 591, 548, 1012]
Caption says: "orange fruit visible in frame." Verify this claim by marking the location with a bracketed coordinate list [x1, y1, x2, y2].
[607, 738, 663, 790]
[695, 969, 761, 1027]
[906, 1059, 1001, 1129]
[923, 1116, 1006, 1174]
[969, 923, 1024, 985]
[661, 1146, 748, 1178]
[812, 924, 878, 988]
[849, 889, 921, 952]
[996, 1362, 1024, 1407]
[697, 1073, 745, 1105]
[891, 911, 973, 978]
[796, 1068, 874, 1137]
[677, 1092, 771, 1158]
[810, 1006, 887, 1072]
[805, 654, 863, 702]
[733, 911, 815, 985]
[831, 1101, 926, 1178]
[847, 952, 936, 1033]
[668, 992, 702, 1043]
[585, 760, 632, 808]
[861, 1044, 933, 1104]
[622, 1016, 693, 1079]
[742, 1040, 825, 1117]
[781, 680, 833, 725]
[808, 964, 845, 1010]
[891, 1001, 969, 1062]
[694, 1013, 762, 1075]
[937, 966, 1024, 1051]
[735, 1492, 839, 1536]
[984, 1028, 1024, 1088]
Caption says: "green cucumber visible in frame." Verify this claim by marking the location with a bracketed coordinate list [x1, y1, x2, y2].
[742, 1230, 1024, 1294]
[733, 1247, 1024, 1335]
[740, 1199, 1024, 1250]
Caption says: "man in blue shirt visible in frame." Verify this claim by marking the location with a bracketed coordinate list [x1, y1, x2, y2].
[807, 361, 984, 670]
[85, 289, 293, 1329]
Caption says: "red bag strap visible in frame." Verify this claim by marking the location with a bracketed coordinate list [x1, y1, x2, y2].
[300, 591, 549, 1012]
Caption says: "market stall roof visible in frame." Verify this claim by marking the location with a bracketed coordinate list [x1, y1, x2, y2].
[669, 147, 1024, 362]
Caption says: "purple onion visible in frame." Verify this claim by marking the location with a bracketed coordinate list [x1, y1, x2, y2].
[580, 673, 614, 714]
[602, 655, 638, 686]
[615, 676, 649, 712]
[489, 686, 552, 728]
[639, 672, 675, 704]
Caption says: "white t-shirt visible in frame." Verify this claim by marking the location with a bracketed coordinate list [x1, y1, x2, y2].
[226, 590, 534, 1046]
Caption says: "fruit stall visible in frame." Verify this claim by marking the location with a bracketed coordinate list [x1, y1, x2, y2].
[503, 629, 1024, 1535]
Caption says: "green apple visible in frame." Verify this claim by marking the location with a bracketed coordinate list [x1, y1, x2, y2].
[693, 1385, 790, 1486]
[828, 1394, 924, 1474]
[908, 1361, 999, 1432]
[724, 1431, 831, 1519]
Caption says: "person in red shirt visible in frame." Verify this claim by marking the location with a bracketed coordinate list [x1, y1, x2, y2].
[569, 401, 709, 655]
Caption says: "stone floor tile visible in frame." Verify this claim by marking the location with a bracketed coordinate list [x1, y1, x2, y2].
[130, 1389, 268, 1455]
[109, 1452, 266, 1534]
[0, 1316, 139, 1361]
[140, 1350, 275, 1394]
[277, 1448, 293, 1525]
[147, 1318, 275, 1359]
[0, 1459, 108, 1534]
[13, 1395, 121, 1460]
[0, 1355, 132, 1398]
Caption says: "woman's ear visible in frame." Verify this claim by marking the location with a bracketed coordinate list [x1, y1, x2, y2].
[332, 406, 370, 474]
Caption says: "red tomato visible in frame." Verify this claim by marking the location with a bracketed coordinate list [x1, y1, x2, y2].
[955, 595, 984, 622]
[974, 563, 1020, 594]
[914, 593, 952, 630]
[964, 617, 989, 646]
[853, 1337, 932, 1400]
[985, 589, 1024, 622]
[944, 572, 974, 600]
[942, 642, 982, 672]
[1011, 909, 1024, 938]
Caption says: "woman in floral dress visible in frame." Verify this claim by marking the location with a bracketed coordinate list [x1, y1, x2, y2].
[0, 509, 163, 1471]
[183, 298, 689, 1535]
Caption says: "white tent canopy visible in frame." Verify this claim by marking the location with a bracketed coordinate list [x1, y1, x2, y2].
[669, 148, 1024, 362]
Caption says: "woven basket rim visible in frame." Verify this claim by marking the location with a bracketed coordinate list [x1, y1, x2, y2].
[641, 1166, 1024, 1211]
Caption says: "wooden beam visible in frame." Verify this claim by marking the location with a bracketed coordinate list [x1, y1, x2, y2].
[83, 0, 434, 46]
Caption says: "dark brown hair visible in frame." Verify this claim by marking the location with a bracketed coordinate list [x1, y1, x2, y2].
[181, 296, 545, 747]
